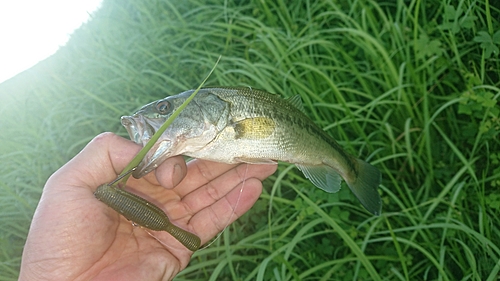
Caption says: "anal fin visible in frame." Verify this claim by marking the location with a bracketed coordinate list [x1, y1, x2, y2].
[296, 164, 342, 193]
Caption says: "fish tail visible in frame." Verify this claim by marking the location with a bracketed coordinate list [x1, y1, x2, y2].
[345, 159, 382, 215]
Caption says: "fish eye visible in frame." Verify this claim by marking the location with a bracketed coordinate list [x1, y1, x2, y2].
[156, 101, 170, 114]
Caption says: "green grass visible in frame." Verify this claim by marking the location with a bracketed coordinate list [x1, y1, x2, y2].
[1, 0, 499, 280]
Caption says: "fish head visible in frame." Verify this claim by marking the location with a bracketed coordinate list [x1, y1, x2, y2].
[121, 89, 229, 178]
[121, 95, 182, 178]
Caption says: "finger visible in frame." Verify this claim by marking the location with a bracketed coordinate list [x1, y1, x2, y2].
[154, 157, 188, 189]
[190, 177, 263, 243]
[172, 160, 238, 197]
[47, 132, 141, 192]
[178, 163, 277, 215]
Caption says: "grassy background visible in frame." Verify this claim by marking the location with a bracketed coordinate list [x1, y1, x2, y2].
[1, 0, 499, 280]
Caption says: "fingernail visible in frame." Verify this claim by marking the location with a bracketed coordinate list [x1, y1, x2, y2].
[172, 164, 183, 187]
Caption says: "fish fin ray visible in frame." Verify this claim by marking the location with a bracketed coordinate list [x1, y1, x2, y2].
[286, 95, 305, 112]
[296, 164, 342, 193]
[345, 159, 382, 215]
[233, 117, 275, 139]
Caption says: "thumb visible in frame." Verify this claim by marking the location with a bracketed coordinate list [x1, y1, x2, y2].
[47, 132, 141, 193]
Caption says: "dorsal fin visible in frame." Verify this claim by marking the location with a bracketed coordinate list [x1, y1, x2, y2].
[286, 95, 305, 112]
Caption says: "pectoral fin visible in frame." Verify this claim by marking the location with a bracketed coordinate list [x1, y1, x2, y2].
[233, 117, 275, 139]
[296, 164, 342, 193]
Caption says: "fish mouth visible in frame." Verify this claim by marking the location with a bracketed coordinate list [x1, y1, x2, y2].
[121, 114, 155, 145]
[121, 115, 168, 178]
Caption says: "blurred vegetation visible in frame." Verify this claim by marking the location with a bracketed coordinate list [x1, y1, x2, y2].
[0, 0, 499, 280]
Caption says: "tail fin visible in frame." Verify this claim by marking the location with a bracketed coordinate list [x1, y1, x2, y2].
[345, 159, 382, 215]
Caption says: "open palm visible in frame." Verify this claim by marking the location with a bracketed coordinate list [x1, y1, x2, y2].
[19, 133, 277, 280]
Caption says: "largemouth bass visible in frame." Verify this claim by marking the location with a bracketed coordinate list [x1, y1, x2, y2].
[121, 87, 382, 215]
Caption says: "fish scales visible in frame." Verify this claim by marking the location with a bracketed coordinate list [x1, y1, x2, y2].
[201, 87, 353, 171]
[121, 87, 382, 215]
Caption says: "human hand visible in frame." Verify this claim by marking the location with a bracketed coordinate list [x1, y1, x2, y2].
[19, 132, 277, 280]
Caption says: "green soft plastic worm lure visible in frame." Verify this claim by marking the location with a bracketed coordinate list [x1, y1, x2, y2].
[94, 182, 200, 251]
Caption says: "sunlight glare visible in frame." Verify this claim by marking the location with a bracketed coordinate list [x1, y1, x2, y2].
[0, 0, 102, 83]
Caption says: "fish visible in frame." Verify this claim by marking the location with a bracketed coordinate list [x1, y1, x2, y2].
[121, 87, 382, 215]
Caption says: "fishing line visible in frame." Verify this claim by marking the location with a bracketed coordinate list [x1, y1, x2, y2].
[107, 167, 136, 187]
[143, 163, 249, 252]
[144, 229, 177, 250]
[198, 86, 255, 250]
[197, 162, 249, 250]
